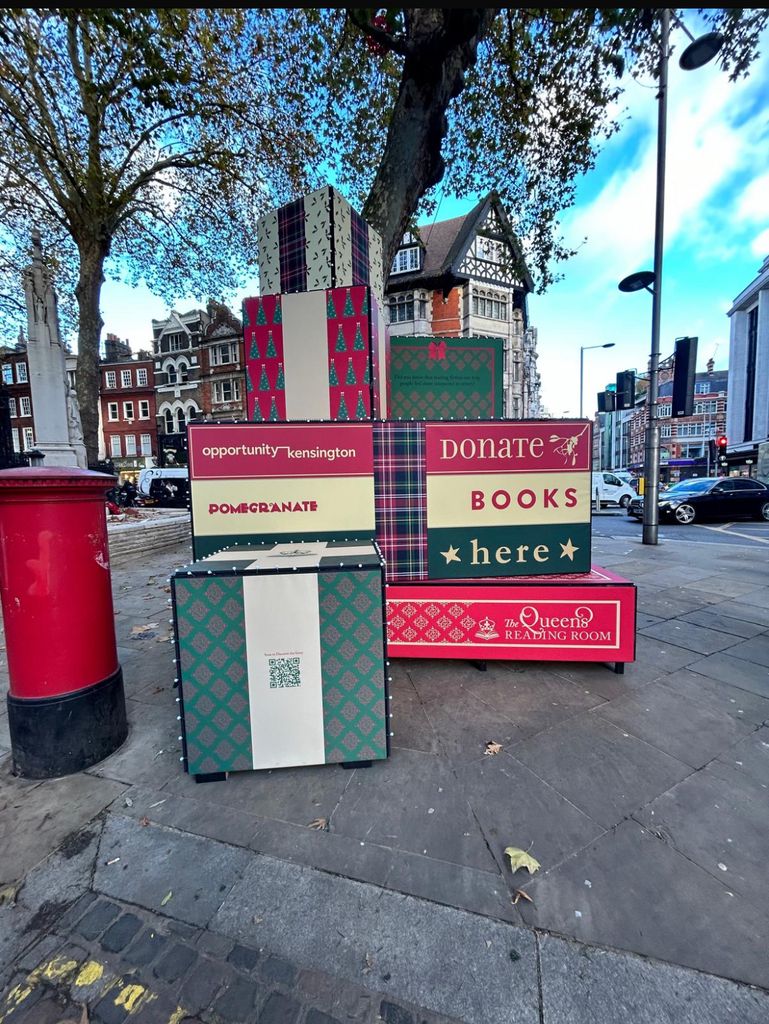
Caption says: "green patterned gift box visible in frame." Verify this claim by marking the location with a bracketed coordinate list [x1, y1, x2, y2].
[171, 542, 388, 775]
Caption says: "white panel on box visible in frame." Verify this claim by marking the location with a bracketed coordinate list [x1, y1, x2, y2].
[243, 572, 325, 770]
[333, 190, 353, 287]
[281, 291, 332, 421]
[257, 210, 280, 296]
[305, 186, 333, 292]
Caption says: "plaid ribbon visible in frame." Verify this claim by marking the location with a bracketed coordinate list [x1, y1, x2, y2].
[350, 207, 370, 288]
[278, 197, 307, 293]
[374, 421, 427, 582]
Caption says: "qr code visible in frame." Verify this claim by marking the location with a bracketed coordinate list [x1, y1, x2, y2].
[268, 656, 301, 689]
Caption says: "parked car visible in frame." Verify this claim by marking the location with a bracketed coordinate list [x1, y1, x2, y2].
[592, 471, 636, 509]
[138, 467, 189, 508]
[627, 477, 769, 524]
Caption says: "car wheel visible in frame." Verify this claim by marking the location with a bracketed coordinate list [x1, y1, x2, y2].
[674, 504, 696, 524]
[619, 494, 631, 509]
[756, 501, 769, 522]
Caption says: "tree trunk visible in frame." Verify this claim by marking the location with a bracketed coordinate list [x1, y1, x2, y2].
[74, 242, 107, 468]
[363, 9, 499, 268]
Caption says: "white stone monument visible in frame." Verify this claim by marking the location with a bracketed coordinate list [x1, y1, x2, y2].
[22, 230, 87, 468]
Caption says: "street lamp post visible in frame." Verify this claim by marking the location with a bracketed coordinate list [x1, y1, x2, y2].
[618, 11, 723, 545]
[579, 342, 616, 419]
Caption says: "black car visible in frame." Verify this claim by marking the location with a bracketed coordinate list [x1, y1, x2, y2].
[627, 477, 769, 524]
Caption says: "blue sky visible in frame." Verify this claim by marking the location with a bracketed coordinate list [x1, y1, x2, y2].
[99, 18, 769, 421]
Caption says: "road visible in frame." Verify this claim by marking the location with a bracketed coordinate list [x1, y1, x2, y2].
[593, 508, 769, 548]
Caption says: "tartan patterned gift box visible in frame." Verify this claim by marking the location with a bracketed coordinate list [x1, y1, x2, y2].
[242, 285, 388, 422]
[257, 185, 384, 307]
[171, 542, 389, 777]
[388, 336, 505, 420]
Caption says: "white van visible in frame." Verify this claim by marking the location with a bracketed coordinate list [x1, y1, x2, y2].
[592, 471, 636, 509]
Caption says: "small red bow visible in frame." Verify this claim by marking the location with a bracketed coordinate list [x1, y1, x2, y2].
[428, 339, 447, 361]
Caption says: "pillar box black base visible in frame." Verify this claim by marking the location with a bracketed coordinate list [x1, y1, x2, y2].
[7, 667, 127, 779]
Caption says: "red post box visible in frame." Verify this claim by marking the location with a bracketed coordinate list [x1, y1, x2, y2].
[0, 467, 127, 777]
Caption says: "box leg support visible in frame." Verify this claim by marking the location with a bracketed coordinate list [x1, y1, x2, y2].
[193, 772, 228, 783]
[341, 760, 372, 770]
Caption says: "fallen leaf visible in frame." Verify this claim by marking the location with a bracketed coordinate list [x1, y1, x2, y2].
[130, 622, 159, 638]
[512, 888, 534, 905]
[163, 586, 171, 593]
[362, 952, 374, 974]
[124, 797, 133, 808]
[0, 883, 19, 906]
[139, 817, 150, 827]
[160, 891, 173, 906]
[308, 817, 328, 831]
[504, 847, 541, 875]
[484, 741, 503, 756]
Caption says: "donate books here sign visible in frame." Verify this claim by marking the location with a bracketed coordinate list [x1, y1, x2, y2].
[425, 421, 592, 579]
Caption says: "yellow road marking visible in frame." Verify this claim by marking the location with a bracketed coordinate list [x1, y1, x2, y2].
[0, 983, 34, 1023]
[75, 960, 104, 987]
[115, 983, 149, 1012]
[168, 1008, 190, 1024]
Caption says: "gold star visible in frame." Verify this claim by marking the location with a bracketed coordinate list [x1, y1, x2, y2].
[441, 544, 461, 564]
[560, 538, 579, 561]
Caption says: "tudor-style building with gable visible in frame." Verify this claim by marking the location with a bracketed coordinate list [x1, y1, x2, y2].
[199, 300, 245, 421]
[385, 192, 542, 418]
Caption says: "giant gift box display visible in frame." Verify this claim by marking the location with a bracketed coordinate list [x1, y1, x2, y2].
[242, 285, 387, 422]
[176, 421, 389, 779]
[388, 336, 505, 420]
[256, 185, 384, 306]
[172, 542, 388, 777]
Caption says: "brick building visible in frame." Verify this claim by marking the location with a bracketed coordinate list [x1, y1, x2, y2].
[1, 337, 36, 456]
[385, 192, 542, 417]
[198, 301, 244, 421]
[99, 335, 158, 481]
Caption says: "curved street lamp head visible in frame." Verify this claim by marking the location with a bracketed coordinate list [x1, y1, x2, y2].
[679, 31, 724, 71]
[618, 270, 656, 293]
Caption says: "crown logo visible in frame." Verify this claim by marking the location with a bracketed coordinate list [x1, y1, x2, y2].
[475, 616, 499, 640]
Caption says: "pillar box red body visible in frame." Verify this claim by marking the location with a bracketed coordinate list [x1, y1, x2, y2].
[0, 467, 127, 777]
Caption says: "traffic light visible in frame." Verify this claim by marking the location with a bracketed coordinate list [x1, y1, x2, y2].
[597, 390, 615, 413]
[615, 370, 635, 410]
[716, 435, 728, 449]
[672, 336, 698, 417]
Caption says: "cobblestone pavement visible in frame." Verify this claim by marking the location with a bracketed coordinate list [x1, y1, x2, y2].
[0, 890, 459, 1024]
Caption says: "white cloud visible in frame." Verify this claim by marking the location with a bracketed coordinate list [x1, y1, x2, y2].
[750, 227, 769, 258]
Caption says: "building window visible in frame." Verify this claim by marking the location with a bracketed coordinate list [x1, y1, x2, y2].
[472, 291, 507, 320]
[168, 333, 187, 351]
[511, 396, 522, 417]
[680, 443, 704, 458]
[16, 363, 27, 384]
[20, 396, 32, 417]
[2, 365, 13, 386]
[125, 435, 137, 456]
[694, 400, 717, 415]
[123, 401, 135, 420]
[695, 382, 711, 394]
[661, 425, 672, 438]
[140, 433, 152, 455]
[107, 402, 119, 421]
[388, 292, 427, 323]
[105, 371, 116, 389]
[110, 435, 121, 457]
[212, 379, 241, 404]
[512, 358, 521, 383]
[658, 404, 672, 417]
[120, 369, 131, 388]
[8, 398, 16, 418]
[139, 400, 150, 419]
[137, 368, 148, 386]
[23, 426, 34, 449]
[390, 246, 421, 275]
[11, 428, 19, 452]
[166, 364, 178, 384]
[211, 342, 237, 366]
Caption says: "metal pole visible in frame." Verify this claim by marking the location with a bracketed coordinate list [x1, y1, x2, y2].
[579, 347, 584, 419]
[642, 8, 669, 545]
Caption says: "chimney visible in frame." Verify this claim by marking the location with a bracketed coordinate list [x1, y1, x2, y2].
[706, 357, 714, 375]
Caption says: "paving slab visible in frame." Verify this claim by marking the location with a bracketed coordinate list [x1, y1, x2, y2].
[722, 633, 769, 668]
[712, 725, 769, 787]
[676, 606, 768, 638]
[635, 762, 769, 908]
[87, 698, 183, 789]
[330, 747, 497, 872]
[636, 586, 721, 617]
[94, 814, 252, 927]
[682, 575, 767, 599]
[714, 601, 769, 627]
[593, 681, 754, 769]
[637, 618, 741, 655]
[512, 713, 691, 828]
[539, 932, 769, 1024]
[0, 760, 125, 883]
[630, 634, 701, 674]
[684, 652, 769, 698]
[519, 819, 769, 990]
[420, 690, 523, 765]
[457, 753, 604, 876]
[211, 851, 541, 1024]
[656, 668, 769, 730]
[162, 756, 353, 828]
[388, 671, 442, 757]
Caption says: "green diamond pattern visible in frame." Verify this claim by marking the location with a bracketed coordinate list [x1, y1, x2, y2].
[319, 570, 386, 762]
[390, 348, 496, 418]
[175, 578, 253, 774]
